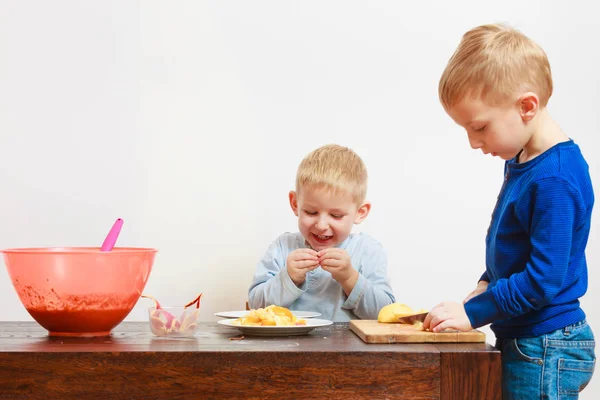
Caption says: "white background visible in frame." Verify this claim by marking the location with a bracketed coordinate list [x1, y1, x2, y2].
[1, 1, 599, 396]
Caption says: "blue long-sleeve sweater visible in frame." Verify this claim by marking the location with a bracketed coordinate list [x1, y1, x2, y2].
[464, 140, 594, 339]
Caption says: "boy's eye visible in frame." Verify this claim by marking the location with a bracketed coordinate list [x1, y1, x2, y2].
[474, 125, 487, 132]
[304, 210, 317, 215]
[331, 214, 343, 219]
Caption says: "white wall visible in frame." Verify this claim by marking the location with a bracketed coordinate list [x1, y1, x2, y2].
[1, 1, 599, 396]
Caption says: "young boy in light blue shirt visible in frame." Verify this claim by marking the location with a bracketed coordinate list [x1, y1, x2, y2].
[248, 144, 395, 321]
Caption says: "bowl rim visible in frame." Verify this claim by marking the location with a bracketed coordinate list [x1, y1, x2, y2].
[1, 247, 158, 255]
[147, 306, 201, 311]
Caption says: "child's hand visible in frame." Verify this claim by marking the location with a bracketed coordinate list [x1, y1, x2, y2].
[318, 248, 359, 294]
[463, 280, 489, 304]
[287, 249, 319, 286]
[423, 302, 473, 333]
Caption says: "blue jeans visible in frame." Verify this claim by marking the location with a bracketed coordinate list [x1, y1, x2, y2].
[496, 320, 596, 399]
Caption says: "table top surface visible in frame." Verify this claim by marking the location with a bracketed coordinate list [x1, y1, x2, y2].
[0, 321, 499, 354]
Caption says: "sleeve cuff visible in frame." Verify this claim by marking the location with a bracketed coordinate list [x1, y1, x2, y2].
[281, 268, 307, 298]
[342, 274, 367, 309]
[464, 288, 501, 328]
[479, 271, 489, 283]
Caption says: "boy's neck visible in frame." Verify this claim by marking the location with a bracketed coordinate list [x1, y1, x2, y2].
[520, 108, 569, 163]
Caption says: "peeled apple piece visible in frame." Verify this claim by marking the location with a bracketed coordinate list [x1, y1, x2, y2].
[377, 303, 428, 323]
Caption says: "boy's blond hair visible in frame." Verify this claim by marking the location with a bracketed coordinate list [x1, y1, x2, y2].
[439, 23, 553, 110]
[296, 144, 368, 205]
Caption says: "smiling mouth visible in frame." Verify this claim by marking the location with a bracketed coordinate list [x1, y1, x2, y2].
[312, 233, 333, 243]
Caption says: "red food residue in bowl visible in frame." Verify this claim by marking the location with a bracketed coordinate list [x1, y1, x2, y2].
[18, 285, 140, 337]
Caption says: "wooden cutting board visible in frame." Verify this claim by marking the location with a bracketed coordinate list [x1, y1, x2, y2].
[349, 320, 486, 343]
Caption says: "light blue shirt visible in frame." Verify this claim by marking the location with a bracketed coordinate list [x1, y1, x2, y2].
[248, 232, 395, 321]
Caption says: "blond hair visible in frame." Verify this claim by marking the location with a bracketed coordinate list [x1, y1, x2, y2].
[439, 23, 553, 109]
[296, 144, 368, 205]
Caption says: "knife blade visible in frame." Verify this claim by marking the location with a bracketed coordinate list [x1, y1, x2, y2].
[397, 312, 428, 324]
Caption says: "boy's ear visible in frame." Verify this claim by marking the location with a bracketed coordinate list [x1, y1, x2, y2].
[289, 191, 299, 216]
[354, 201, 371, 224]
[518, 92, 539, 122]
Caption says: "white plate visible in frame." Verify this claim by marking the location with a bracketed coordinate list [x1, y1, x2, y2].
[214, 310, 321, 319]
[218, 318, 333, 336]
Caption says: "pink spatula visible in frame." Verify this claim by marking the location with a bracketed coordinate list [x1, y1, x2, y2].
[100, 218, 123, 251]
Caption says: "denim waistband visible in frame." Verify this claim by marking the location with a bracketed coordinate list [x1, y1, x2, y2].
[563, 319, 588, 333]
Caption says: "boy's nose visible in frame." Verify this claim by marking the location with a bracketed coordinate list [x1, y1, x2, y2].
[315, 217, 329, 231]
[468, 136, 483, 149]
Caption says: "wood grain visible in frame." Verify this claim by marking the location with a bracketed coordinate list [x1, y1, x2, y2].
[439, 351, 502, 400]
[0, 321, 500, 399]
[0, 352, 441, 399]
[349, 320, 486, 343]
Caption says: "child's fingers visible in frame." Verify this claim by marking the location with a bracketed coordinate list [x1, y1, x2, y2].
[317, 248, 343, 258]
[318, 250, 344, 262]
[318, 255, 340, 264]
[293, 260, 319, 269]
[427, 314, 443, 331]
[431, 317, 450, 332]
[423, 309, 433, 329]
[293, 250, 318, 261]
[432, 319, 456, 333]
[423, 304, 444, 330]
[321, 259, 343, 268]
[296, 248, 318, 257]
[423, 312, 434, 330]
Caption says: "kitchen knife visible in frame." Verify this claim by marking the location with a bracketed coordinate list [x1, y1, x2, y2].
[397, 312, 428, 324]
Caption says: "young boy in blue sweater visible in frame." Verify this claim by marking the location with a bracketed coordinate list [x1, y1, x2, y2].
[423, 24, 596, 399]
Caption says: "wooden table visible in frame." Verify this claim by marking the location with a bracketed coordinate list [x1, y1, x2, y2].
[0, 322, 501, 399]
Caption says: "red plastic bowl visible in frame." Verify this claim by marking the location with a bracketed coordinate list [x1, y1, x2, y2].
[2, 247, 157, 337]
